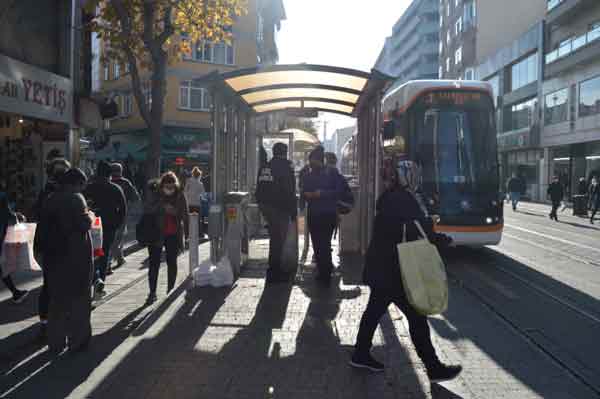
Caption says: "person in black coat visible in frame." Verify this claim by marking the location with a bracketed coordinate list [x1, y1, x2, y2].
[547, 176, 564, 222]
[84, 161, 127, 295]
[350, 163, 462, 382]
[589, 177, 600, 224]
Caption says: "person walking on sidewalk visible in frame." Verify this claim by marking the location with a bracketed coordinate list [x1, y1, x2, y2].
[256, 142, 297, 283]
[41, 168, 94, 355]
[33, 158, 71, 338]
[507, 174, 524, 211]
[84, 161, 127, 296]
[110, 163, 141, 268]
[547, 176, 564, 222]
[302, 147, 343, 286]
[589, 178, 600, 224]
[142, 172, 189, 304]
[350, 163, 462, 382]
[184, 167, 206, 238]
[0, 190, 29, 304]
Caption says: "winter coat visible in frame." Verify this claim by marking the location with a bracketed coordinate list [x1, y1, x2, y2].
[547, 182, 564, 203]
[112, 176, 141, 204]
[38, 190, 94, 301]
[507, 177, 523, 193]
[84, 177, 127, 231]
[143, 181, 189, 251]
[184, 177, 206, 207]
[363, 186, 451, 295]
[302, 167, 342, 216]
[589, 183, 600, 206]
[256, 157, 297, 217]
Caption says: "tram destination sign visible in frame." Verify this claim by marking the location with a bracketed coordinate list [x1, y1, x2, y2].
[421, 91, 486, 108]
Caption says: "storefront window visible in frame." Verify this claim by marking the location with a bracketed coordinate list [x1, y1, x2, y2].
[544, 88, 568, 125]
[579, 75, 600, 118]
[505, 97, 537, 131]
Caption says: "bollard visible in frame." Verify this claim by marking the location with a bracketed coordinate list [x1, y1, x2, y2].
[189, 212, 199, 287]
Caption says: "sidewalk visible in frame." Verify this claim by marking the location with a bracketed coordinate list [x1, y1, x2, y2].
[0, 238, 445, 399]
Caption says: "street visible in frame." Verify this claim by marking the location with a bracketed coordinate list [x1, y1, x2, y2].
[1, 202, 600, 398]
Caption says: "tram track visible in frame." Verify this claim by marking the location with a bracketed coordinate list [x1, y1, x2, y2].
[446, 247, 600, 396]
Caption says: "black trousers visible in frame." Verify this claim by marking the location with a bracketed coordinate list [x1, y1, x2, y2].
[95, 227, 117, 282]
[261, 205, 290, 276]
[355, 289, 439, 369]
[550, 201, 561, 219]
[39, 267, 50, 321]
[307, 212, 337, 277]
[591, 203, 599, 220]
[148, 234, 178, 295]
[48, 294, 92, 352]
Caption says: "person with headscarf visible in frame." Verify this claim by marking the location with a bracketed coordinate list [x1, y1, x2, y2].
[302, 146, 344, 286]
[0, 189, 29, 304]
[350, 161, 462, 382]
[256, 142, 297, 283]
[40, 168, 94, 354]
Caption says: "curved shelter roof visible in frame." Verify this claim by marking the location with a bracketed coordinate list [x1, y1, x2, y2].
[205, 64, 393, 117]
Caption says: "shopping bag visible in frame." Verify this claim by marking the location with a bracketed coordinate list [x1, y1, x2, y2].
[90, 213, 104, 257]
[281, 219, 299, 273]
[396, 221, 448, 316]
[1, 223, 41, 277]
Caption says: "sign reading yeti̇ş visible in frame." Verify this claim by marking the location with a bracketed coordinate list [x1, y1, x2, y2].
[0, 54, 72, 124]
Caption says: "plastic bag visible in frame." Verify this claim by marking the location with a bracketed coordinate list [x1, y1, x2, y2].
[1, 223, 41, 277]
[90, 212, 104, 257]
[396, 221, 448, 316]
[210, 255, 234, 287]
[281, 220, 298, 273]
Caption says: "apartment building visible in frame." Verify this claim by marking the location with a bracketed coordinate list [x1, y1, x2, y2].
[375, 0, 440, 82]
[92, 0, 285, 171]
[542, 0, 600, 198]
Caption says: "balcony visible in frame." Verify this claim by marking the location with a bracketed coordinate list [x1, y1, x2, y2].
[546, 0, 596, 26]
[545, 25, 600, 77]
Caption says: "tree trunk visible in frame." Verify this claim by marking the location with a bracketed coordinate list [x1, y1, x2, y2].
[145, 53, 167, 180]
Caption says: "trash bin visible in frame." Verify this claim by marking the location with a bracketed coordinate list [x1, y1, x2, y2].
[573, 195, 588, 216]
[224, 192, 250, 275]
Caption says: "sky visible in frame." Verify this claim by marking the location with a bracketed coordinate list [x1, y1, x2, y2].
[277, 0, 410, 140]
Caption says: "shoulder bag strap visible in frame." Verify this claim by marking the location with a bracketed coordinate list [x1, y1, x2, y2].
[413, 220, 429, 242]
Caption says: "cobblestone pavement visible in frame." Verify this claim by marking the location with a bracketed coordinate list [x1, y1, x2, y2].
[2, 204, 600, 398]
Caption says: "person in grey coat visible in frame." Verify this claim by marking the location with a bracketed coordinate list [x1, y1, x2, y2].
[38, 168, 94, 354]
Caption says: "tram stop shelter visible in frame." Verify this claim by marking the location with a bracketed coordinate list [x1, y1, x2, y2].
[200, 64, 393, 266]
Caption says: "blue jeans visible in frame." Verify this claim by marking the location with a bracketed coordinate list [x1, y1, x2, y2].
[510, 192, 521, 209]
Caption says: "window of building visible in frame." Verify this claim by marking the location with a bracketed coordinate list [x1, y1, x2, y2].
[446, 30, 451, 45]
[114, 63, 120, 79]
[439, 40, 443, 54]
[510, 52, 538, 91]
[257, 14, 264, 43]
[505, 97, 537, 131]
[104, 65, 109, 81]
[439, 65, 444, 78]
[579, 75, 600, 117]
[464, 67, 474, 80]
[186, 41, 234, 65]
[455, 47, 462, 65]
[179, 80, 211, 111]
[440, 13, 443, 27]
[545, 88, 568, 125]
[143, 86, 152, 108]
[485, 74, 499, 106]
[125, 63, 130, 73]
[455, 0, 460, 6]
[464, 0, 476, 26]
[446, 57, 451, 72]
[123, 93, 133, 116]
[455, 17, 462, 35]
[447, 2, 450, 16]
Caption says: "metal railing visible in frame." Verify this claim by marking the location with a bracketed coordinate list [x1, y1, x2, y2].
[545, 25, 600, 64]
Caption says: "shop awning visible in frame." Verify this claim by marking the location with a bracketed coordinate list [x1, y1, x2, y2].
[202, 64, 393, 117]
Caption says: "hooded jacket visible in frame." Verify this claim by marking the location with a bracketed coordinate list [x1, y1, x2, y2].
[256, 157, 297, 217]
[301, 166, 341, 216]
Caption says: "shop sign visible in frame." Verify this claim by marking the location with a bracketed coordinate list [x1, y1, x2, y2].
[0, 54, 72, 124]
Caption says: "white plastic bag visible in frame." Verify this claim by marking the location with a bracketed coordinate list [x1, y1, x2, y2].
[210, 255, 234, 287]
[396, 221, 448, 316]
[1, 223, 41, 277]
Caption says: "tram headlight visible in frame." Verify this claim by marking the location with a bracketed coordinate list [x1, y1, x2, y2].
[485, 217, 493, 224]
[460, 200, 471, 210]
[491, 200, 498, 207]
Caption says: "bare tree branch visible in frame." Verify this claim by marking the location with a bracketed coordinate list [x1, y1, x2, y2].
[157, 6, 174, 44]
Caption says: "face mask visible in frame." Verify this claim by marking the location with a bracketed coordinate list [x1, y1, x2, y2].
[163, 188, 175, 196]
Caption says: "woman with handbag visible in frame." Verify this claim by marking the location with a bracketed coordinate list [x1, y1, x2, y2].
[141, 172, 189, 304]
[350, 162, 462, 382]
[0, 191, 29, 304]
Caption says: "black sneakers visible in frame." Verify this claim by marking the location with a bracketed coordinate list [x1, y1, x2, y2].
[427, 363, 463, 383]
[349, 352, 385, 372]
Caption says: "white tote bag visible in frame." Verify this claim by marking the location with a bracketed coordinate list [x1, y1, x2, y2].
[396, 221, 448, 316]
[1, 223, 41, 277]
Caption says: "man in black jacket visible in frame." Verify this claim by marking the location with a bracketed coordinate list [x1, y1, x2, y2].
[110, 163, 140, 268]
[84, 161, 127, 295]
[256, 142, 297, 283]
[547, 176, 564, 222]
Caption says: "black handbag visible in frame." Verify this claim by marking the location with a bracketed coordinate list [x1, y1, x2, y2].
[136, 213, 159, 246]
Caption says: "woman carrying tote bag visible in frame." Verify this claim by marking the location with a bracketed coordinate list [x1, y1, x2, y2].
[350, 162, 461, 382]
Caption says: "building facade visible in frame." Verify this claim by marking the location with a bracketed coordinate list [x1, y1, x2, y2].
[375, 0, 439, 82]
[542, 0, 600, 199]
[93, 0, 285, 173]
[0, 0, 96, 216]
[440, 0, 546, 80]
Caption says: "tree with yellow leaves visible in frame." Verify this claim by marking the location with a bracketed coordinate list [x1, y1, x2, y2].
[86, 0, 247, 177]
